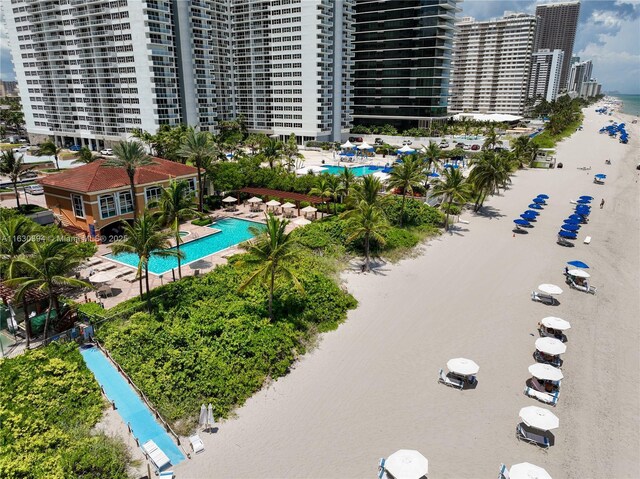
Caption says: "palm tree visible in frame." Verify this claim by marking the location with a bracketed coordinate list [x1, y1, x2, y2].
[152, 180, 196, 279]
[338, 166, 357, 200]
[350, 175, 388, 209]
[238, 214, 302, 321]
[340, 201, 389, 272]
[130, 128, 158, 155]
[468, 151, 512, 211]
[282, 133, 304, 172]
[34, 140, 62, 170]
[109, 212, 182, 310]
[244, 133, 268, 155]
[0, 151, 34, 208]
[177, 128, 216, 213]
[73, 146, 96, 165]
[6, 240, 90, 341]
[0, 215, 33, 278]
[309, 175, 335, 216]
[430, 168, 472, 231]
[261, 137, 284, 169]
[511, 135, 532, 169]
[482, 126, 503, 151]
[387, 155, 426, 226]
[103, 141, 154, 221]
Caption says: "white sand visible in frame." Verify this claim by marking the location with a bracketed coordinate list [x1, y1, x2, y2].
[176, 107, 639, 478]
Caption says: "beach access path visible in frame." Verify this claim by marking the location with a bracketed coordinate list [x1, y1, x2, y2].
[176, 107, 639, 479]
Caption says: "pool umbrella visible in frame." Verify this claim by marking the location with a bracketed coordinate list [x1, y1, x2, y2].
[301, 205, 317, 213]
[524, 210, 540, 216]
[265, 200, 281, 207]
[535, 337, 567, 356]
[567, 269, 590, 278]
[519, 406, 559, 431]
[529, 363, 564, 381]
[189, 259, 212, 270]
[247, 196, 263, 204]
[533, 198, 545, 204]
[579, 196, 594, 200]
[594, 174, 606, 179]
[567, 260, 589, 269]
[537, 194, 549, 199]
[447, 358, 479, 376]
[528, 203, 543, 210]
[89, 269, 120, 283]
[558, 230, 577, 239]
[281, 202, 296, 209]
[561, 224, 580, 232]
[206, 403, 215, 431]
[509, 462, 552, 479]
[514, 219, 530, 226]
[541, 316, 571, 331]
[538, 284, 563, 295]
[385, 449, 428, 479]
[198, 404, 207, 428]
[222, 196, 237, 203]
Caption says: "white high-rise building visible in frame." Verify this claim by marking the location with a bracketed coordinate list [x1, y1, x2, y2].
[449, 13, 537, 115]
[5, 0, 182, 150]
[528, 49, 564, 102]
[568, 60, 593, 96]
[6, 0, 354, 146]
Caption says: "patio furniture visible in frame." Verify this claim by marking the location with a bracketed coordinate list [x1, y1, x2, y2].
[97, 285, 113, 298]
[159, 471, 174, 478]
[94, 262, 117, 272]
[533, 350, 562, 368]
[438, 368, 464, 389]
[515, 424, 550, 448]
[524, 386, 558, 406]
[189, 434, 205, 454]
[141, 440, 171, 471]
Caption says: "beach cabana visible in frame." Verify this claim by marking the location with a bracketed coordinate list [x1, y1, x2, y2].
[222, 196, 238, 211]
[265, 199, 281, 214]
[247, 196, 264, 212]
[281, 202, 296, 218]
[301, 205, 318, 220]
[509, 462, 552, 479]
[446, 357, 479, 385]
[384, 449, 428, 479]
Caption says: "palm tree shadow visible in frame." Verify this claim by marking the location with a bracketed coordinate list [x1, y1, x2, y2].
[447, 225, 469, 236]
[473, 206, 505, 219]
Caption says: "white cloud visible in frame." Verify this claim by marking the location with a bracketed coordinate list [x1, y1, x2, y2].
[591, 10, 623, 28]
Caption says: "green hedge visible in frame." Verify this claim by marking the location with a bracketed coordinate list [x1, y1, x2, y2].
[192, 217, 213, 226]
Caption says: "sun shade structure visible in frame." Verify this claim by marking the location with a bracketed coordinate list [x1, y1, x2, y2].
[567, 269, 590, 278]
[89, 269, 120, 283]
[509, 462, 553, 479]
[301, 205, 317, 213]
[265, 200, 281, 207]
[594, 173, 607, 179]
[281, 202, 296, 209]
[538, 284, 563, 295]
[398, 144, 415, 153]
[341, 140, 354, 149]
[529, 363, 564, 381]
[357, 142, 374, 150]
[198, 404, 207, 427]
[447, 358, 479, 376]
[535, 337, 567, 356]
[247, 197, 263, 204]
[239, 187, 325, 205]
[567, 260, 589, 269]
[519, 406, 559, 431]
[384, 450, 429, 479]
[576, 199, 591, 204]
[563, 218, 580, 225]
[222, 196, 237, 203]
[541, 317, 571, 331]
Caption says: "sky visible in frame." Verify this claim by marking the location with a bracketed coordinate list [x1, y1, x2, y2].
[1, 1, 639, 93]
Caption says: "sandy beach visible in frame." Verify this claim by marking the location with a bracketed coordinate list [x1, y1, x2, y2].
[175, 107, 639, 479]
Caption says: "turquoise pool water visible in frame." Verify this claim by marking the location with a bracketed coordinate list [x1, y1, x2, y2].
[80, 346, 184, 467]
[106, 218, 264, 275]
[322, 165, 384, 177]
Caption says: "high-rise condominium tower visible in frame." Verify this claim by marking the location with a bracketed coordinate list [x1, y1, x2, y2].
[450, 13, 537, 115]
[567, 60, 593, 95]
[533, 1, 580, 91]
[6, 0, 354, 146]
[352, 0, 460, 130]
[528, 49, 564, 102]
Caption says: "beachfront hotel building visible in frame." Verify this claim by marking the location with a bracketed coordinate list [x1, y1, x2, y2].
[352, 0, 460, 130]
[533, 1, 580, 91]
[568, 59, 593, 96]
[5, 0, 355, 146]
[528, 49, 564, 102]
[449, 12, 537, 115]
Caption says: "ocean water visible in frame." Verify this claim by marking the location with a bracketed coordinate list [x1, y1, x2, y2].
[617, 94, 640, 116]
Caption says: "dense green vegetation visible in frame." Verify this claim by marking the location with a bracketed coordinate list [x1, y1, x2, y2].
[0, 344, 131, 479]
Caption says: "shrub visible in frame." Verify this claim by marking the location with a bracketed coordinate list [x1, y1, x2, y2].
[381, 196, 445, 227]
[192, 217, 213, 226]
[381, 227, 419, 250]
[77, 301, 107, 322]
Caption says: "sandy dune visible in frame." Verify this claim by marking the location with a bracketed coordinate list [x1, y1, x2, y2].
[176, 107, 639, 478]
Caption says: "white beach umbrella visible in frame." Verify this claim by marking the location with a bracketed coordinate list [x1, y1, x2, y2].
[222, 196, 237, 203]
[265, 200, 281, 207]
[399, 144, 415, 153]
[357, 142, 373, 150]
[281, 202, 296, 209]
[89, 269, 120, 283]
[293, 217, 311, 226]
[385, 449, 429, 479]
[198, 404, 207, 428]
[528, 363, 564, 381]
[247, 196, 263, 204]
[535, 337, 567, 356]
[541, 317, 571, 331]
[509, 462, 553, 479]
[341, 140, 354, 148]
[538, 284, 563, 295]
[207, 403, 215, 429]
[446, 358, 479, 376]
[301, 205, 317, 213]
[519, 406, 559, 431]
[567, 269, 590, 278]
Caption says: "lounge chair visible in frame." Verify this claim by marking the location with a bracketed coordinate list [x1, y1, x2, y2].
[557, 236, 574, 247]
[498, 463, 511, 479]
[97, 285, 113, 298]
[533, 351, 562, 368]
[516, 424, 550, 448]
[378, 458, 386, 479]
[159, 472, 174, 479]
[94, 263, 116, 272]
[141, 440, 171, 471]
[189, 434, 205, 454]
[531, 291, 555, 305]
[524, 386, 559, 406]
[246, 213, 259, 219]
[438, 368, 464, 389]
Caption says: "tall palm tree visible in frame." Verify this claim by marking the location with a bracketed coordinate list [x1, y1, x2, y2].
[244, 133, 268, 155]
[0, 150, 34, 208]
[130, 128, 158, 155]
[177, 128, 216, 213]
[340, 201, 389, 272]
[468, 151, 512, 211]
[309, 175, 336, 216]
[350, 175, 388, 209]
[422, 141, 441, 173]
[282, 133, 304, 172]
[511, 135, 531, 169]
[110, 212, 182, 310]
[387, 155, 426, 226]
[238, 214, 302, 321]
[482, 126, 503, 151]
[430, 168, 472, 231]
[262, 137, 284, 169]
[0, 215, 34, 278]
[152, 180, 197, 279]
[34, 140, 62, 170]
[73, 146, 96, 165]
[338, 166, 357, 200]
[103, 141, 154, 221]
[6, 240, 90, 341]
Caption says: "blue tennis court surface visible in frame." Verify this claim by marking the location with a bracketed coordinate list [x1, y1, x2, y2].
[81, 346, 184, 466]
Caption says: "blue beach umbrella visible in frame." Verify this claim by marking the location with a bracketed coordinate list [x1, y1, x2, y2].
[579, 196, 594, 200]
[567, 260, 589, 269]
[576, 199, 591, 204]
[558, 230, 577, 239]
[564, 218, 580, 225]
[595, 174, 607, 179]
[428, 172, 440, 178]
[525, 210, 540, 216]
[533, 198, 545, 204]
[521, 213, 536, 221]
[576, 206, 591, 213]
[514, 219, 530, 226]
[528, 203, 543, 210]
[567, 214, 582, 221]
[537, 194, 549, 199]
[561, 224, 580, 232]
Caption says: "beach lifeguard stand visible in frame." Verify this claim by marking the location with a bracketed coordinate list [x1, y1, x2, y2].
[532, 148, 556, 169]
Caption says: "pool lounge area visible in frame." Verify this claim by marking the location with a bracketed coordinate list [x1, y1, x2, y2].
[322, 164, 390, 176]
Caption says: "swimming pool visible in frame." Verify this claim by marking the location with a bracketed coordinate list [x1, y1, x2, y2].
[80, 346, 184, 467]
[322, 165, 385, 177]
[105, 218, 265, 275]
